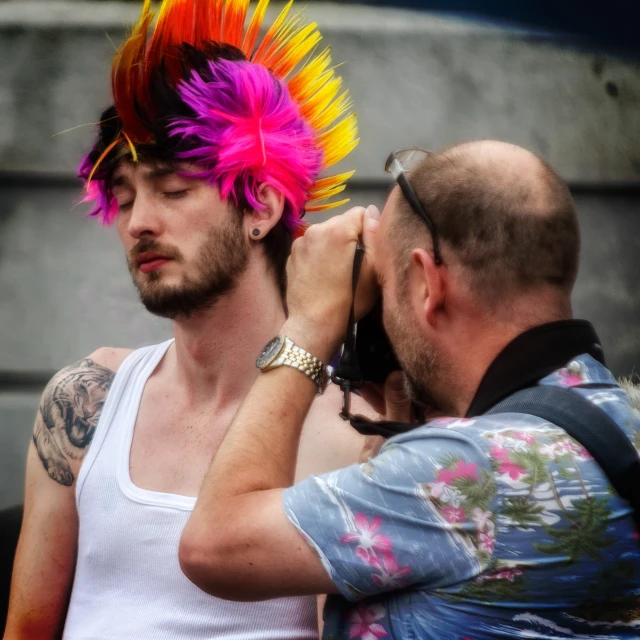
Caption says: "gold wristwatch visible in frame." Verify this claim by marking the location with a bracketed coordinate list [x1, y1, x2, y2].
[256, 335, 328, 394]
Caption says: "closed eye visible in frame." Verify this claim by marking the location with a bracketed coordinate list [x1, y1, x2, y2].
[164, 190, 188, 199]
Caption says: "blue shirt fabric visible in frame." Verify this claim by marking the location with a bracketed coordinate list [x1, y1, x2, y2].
[283, 355, 640, 639]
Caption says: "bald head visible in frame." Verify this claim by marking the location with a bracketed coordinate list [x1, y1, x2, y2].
[441, 140, 567, 213]
[390, 139, 580, 311]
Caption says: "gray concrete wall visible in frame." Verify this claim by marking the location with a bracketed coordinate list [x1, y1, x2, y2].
[0, 1, 639, 508]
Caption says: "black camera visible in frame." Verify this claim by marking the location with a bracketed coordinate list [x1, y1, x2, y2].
[354, 300, 400, 385]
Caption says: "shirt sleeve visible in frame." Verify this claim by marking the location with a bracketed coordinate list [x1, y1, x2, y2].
[283, 423, 498, 601]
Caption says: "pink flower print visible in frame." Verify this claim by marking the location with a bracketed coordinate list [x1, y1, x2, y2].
[371, 552, 412, 588]
[557, 440, 578, 455]
[513, 431, 535, 445]
[500, 461, 527, 480]
[477, 568, 522, 584]
[496, 569, 523, 582]
[556, 439, 593, 461]
[490, 447, 527, 480]
[557, 364, 586, 387]
[478, 532, 495, 554]
[574, 446, 593, 461]
[442, 506, 466, 523]
[490, 446, 510, 463]
[437, 460, 479, 484]
[347, 604, 388, 640]
[341, 514, 393, 564]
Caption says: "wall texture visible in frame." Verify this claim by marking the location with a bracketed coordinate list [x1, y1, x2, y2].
[0, 1, 639, 508]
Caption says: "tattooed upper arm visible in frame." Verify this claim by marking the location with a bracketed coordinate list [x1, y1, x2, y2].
[33, 358, 116, 486]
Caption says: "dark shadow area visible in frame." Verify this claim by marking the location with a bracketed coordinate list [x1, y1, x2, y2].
[0, 504, 23, 634]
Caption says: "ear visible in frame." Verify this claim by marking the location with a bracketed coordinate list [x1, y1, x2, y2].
[409, 248, 446, 328]
[244, 183, 286, 240]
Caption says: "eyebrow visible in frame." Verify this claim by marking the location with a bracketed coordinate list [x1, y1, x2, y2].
[110, 166, 177, 189]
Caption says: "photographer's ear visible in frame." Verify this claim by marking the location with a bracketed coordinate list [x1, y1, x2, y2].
[410, 248, 445, 328]
[245, 183, 285, 240]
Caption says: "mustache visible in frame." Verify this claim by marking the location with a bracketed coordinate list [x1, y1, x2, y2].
[129, 239, 183, 263]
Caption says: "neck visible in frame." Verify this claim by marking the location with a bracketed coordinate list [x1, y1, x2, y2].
[167, 256, 286, 406]
[438, 292, 572, 416]
[437, 327, 516, 417]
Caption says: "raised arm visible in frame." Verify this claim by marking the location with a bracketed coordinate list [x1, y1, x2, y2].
[4, 351, 123, 639]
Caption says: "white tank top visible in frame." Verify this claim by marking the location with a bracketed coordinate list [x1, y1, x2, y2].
[63, 340, 318, 640]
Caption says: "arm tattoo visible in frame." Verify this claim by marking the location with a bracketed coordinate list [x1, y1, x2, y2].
[33, 358, 115, 486]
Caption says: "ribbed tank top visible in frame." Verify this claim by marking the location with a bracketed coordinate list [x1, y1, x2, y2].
[63, 340, 318, 640]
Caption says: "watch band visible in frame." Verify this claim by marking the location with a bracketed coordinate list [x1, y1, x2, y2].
[260, 337, 328, 393]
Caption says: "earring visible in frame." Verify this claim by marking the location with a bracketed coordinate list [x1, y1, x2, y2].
[252, 229, 261, 238]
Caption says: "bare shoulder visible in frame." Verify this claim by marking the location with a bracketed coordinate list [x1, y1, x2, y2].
[32, 347, 131, 487]
[89, 346, 134, 370]
[296, 384, 377, 481]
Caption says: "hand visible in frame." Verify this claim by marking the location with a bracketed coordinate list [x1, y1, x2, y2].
[358, 371, 412, 422]
[283, 205, 381, 361]
[358, 371, 411, 462]
[357, 371, 446, 461]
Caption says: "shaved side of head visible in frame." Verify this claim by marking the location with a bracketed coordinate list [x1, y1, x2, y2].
[390, 140, 580, 313]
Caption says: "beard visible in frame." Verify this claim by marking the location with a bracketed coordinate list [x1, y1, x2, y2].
[383, 296, 444, 413]
[127, 215, 249, 320]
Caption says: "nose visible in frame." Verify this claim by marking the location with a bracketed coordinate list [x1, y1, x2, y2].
[126, 193, 163, 240]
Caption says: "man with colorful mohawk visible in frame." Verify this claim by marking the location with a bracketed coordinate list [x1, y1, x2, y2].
[4, 1, 375, 639]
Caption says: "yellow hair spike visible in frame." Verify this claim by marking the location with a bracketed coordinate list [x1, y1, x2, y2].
[318, 113, 360, 167]
[306, 198, 351, 213]
[122, 132, 139, 163]
[309, 182, 347, 202]
[252, 0, 295, 62]
[269, 24, 322, 78]
[311, 171, 356, 191]
[289, 57, 333, 105]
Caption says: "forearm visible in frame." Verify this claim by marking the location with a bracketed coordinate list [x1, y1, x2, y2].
[5, 522, 76, 640]
[181, 321, 338, 584]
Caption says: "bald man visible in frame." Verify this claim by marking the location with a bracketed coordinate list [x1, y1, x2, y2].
[178, 141, 640, 639]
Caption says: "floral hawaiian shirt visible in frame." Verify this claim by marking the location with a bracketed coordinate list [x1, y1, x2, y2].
[283, 354, 640, 639]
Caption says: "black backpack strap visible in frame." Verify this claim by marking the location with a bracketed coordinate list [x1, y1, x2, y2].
[487, 385, 640, 534]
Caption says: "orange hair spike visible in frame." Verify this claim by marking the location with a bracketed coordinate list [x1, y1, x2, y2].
[242, 0, 270, 55]
[87, 137, 123, 185]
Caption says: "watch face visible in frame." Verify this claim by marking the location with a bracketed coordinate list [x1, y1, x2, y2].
[256, 335, 285, 369]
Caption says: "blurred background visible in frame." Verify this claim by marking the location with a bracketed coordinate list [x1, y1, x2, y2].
[0, 0, 639, 514]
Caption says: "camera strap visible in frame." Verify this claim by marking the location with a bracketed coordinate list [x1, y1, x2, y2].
[331, 238, 365, 418]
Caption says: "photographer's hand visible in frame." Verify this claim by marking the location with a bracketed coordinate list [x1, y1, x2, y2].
[282, 205, 381, 361]
[358, 371, 411, 462]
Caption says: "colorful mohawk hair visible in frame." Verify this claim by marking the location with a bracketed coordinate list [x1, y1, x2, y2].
[79, 0, 359, 233]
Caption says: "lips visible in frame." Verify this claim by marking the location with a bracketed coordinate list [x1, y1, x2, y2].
[135, 252, 173, 273]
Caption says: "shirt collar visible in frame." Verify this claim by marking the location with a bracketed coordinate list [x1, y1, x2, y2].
[466, 320, 606, 418]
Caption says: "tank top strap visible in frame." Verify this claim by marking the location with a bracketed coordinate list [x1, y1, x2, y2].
[75, 339, 174, 503]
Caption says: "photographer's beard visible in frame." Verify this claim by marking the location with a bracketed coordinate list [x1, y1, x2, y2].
[127, 215, 249, 320]
[384, 298, 444, 413]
